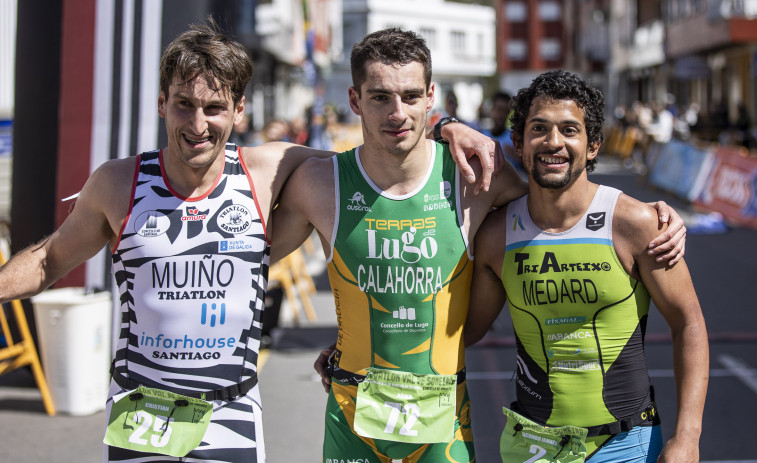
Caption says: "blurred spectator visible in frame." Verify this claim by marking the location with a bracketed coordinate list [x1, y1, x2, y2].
[735, 101, 754, 149]
[289, 115, 309, 146]
[684, 103, 700, 129]
[443, 90, 479, 130]
[480, 91, 525, 179]
[632, 101, 653, 132]
[262, 119, 290, 143]
[646, 101, 674, 143]
[444, 90, 459, 119]
[229, 113, 255, 146]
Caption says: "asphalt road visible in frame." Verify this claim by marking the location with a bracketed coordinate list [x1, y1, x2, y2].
[1, 160, 755, 462]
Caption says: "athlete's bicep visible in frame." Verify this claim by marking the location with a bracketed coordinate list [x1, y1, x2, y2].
[43, 164, 125, 282]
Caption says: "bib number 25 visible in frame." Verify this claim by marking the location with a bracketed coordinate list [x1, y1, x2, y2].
[128, 411, 173, 448]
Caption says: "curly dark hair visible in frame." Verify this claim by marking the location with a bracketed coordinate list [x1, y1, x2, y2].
[350, 28, 432, 96]
[160, 19, 253, 106]
[510, 70, 605, 172]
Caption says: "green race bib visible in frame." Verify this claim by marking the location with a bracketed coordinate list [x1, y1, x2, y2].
[104, 386, 213, 457]
[353, 368, 456, 444]
[500, 407, 588, 463]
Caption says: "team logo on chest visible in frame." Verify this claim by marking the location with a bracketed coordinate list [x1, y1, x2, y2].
[182, 206, 208, 222]
[586, 212, 606, 231]
[134, 210, 170, 237]
[217, 204, 253, 234]
[347, 191, 371, 212]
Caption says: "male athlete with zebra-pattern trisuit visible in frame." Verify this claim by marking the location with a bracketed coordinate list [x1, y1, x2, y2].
[0, 21, 506, 463]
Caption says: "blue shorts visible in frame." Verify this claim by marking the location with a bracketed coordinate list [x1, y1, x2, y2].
[589, 425, 663, 463]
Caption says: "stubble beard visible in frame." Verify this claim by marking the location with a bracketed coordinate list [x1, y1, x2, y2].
[530, 152, 587, 189]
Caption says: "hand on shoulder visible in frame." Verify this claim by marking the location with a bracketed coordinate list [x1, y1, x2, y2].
[613, 194, 668, 273]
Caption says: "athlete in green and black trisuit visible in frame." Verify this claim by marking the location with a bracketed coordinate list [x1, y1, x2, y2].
[465, 70, 707, 463]
[499, 185, 658, 457]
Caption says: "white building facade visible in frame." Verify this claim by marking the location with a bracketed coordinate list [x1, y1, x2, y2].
[326, 0, 496, 123]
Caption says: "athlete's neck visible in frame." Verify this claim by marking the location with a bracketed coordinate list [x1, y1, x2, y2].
[161, 148, 225, 198]
[357, 139, 433, 195]
[527, 179, 599, 233]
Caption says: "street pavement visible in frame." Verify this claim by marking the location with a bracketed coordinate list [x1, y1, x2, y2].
[1, 157, 757, 462]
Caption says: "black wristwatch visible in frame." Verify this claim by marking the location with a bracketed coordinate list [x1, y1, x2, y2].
[433, 116, 460, 142]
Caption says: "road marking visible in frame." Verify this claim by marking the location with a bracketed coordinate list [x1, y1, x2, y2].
[463, 367, 757, 381]
[718, 354, 757, 394]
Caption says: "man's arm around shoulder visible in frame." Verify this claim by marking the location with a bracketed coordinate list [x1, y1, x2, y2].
[240, 142, 334, 219]
[0, 157, 135, 303]
[614, 194, 708, 463]
[269, 156, 334, 264]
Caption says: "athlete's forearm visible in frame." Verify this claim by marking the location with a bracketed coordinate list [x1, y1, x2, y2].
[670, 317, 709, 442]
[0, 238, 57, 303]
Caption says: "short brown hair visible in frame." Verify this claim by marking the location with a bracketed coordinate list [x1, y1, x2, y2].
[350, 28, 432, 96]
[159, 19, 253, 105]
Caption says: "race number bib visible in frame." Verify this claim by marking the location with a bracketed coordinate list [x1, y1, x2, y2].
[500, 407, 588, 463]
[353, 368, 456, 444]
[104, 386, 213, 457]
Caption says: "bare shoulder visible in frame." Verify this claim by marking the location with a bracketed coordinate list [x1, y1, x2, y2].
[60, 156, 138, 244]
[613, 193, 664, 261]
[241, 142, 292, 165]
[288, 156, 335, 197]
[84, 157, 138, 205]
[241, 142, 332, 172]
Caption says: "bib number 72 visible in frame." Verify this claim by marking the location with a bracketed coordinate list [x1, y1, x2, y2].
[383, 401, 420, 437]
[128, 411, 174, 448]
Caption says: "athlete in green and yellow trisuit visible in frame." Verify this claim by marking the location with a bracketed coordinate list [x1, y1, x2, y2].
[270, 29, 531, 462]
[323, 142, 475, 461]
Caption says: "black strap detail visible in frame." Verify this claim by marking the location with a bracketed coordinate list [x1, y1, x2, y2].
[110, 362, 257, 401]
[583, 404, 660, 437]
[433, 116, 460, 142]
[510, 394, 660, 437]
[329, 360, 466, 386]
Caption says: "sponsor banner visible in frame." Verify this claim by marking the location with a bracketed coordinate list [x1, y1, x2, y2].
[695, 146, 757, 229]
[647, 140, 715, 201]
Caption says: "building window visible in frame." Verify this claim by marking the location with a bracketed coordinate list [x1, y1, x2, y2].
[505, 1, 527, 22]
[540, 38, 561, 60]
[507, 39, 527, 61]
[539, 1, 562, 21]
[451, 31, 466, 54]
[420, 28, 437, 49]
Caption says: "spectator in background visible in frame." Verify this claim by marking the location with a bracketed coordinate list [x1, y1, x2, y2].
[444, 90, 479, 130]
[229, 112, 255, 146]
[646, 100, 674, 143]
[289, 115, 310, 146]
[480, 91, 526, 179]
[444, 90, 459, 119]
[735, 101, 754, 149]
[262, 118, 290, 143]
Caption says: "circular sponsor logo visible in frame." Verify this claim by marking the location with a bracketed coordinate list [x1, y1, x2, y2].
[217, 204, 253, 234]
[134, 210, 170, 237]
